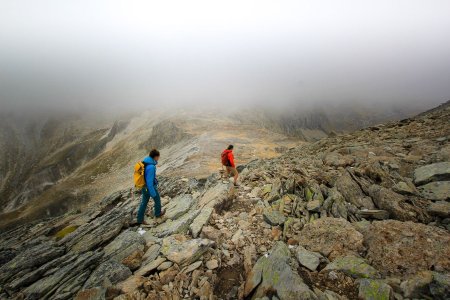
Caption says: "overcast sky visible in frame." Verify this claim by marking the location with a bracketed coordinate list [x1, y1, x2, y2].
[1, 0, 449, 111]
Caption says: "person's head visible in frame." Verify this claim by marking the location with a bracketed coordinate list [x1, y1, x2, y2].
[149, 149, 160, 161]
[227, 145, 234, 150]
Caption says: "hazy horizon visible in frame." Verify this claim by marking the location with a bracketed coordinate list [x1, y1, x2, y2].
[1, 0, 450, 113]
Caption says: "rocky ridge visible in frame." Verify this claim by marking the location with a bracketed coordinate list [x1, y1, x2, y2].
[0, 101, 449, 300]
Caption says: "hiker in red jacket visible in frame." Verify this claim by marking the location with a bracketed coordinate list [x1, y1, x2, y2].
[221, 145, 239, 186]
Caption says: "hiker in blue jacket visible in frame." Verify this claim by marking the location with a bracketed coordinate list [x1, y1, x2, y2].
[137, 149, 165, 224]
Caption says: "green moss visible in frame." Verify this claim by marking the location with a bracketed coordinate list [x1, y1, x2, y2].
[358, 279, 392, 300]
[305, 187, 313, 201]
[54, 225, 78, 240]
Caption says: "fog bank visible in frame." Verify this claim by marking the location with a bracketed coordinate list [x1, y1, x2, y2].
[1, 0, 449, 112]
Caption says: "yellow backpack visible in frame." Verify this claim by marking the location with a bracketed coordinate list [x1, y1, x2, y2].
[133, 161, 146, 188]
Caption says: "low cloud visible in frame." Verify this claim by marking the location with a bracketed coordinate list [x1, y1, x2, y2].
[1, 0, 449, 113]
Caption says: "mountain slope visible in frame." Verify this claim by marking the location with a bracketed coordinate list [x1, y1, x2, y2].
[0, 109, 300, 228]
[0, 101, 449, 299]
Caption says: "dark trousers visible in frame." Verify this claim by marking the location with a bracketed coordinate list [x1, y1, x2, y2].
[137, 187, 161, 223]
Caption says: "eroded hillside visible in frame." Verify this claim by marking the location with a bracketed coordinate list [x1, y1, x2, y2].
[0, 109, 299, 229]
[0, 101, 449, 299]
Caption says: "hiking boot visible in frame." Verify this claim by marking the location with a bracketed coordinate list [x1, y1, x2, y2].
[156, 209, 166, 218]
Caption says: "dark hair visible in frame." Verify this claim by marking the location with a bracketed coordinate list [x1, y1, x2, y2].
[227, 145, 234, 150]
[149, 149, 160, 158]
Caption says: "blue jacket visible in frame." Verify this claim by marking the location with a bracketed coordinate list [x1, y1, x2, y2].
[143, 156, 158, 197]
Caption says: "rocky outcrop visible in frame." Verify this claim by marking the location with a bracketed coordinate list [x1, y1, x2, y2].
[363, 220, 450, 276]
[164, 194, 195, 220]
[160, 235, 214, 266]
[413, 162, 450, 185]
[418, 181, 450, 201]
[335, 172, 374, 209]
[244, 242, 317, 299]
[1, 102, 449, 300]
[297, 218, 365, 259]
[368, 185, 427, 222]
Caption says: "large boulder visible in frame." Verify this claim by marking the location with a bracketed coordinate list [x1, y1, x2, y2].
[0, 241, 65, 284]
[160, 235, 214, 266]
[23, 251, 103, 299]
[164, 194, 194, 220]
[190, 207, 213, 238]
[197, 182, 232, 209]
[83, 260, 132, 289]
[362, 220, 450, 276]
[414, 162, 450, 186]
[357, 279, 393, 300]
[297, 218, 364, 259]
[368, 185, 426, 222]
[418, 181, 450, 201]
[400, 271, 450, 299]
[323, 152, 355, 168]
[103, 230, 146, 270]
[335, 172, 375, 209]
[295, 246, 324, 271]
[244, 242, 317, 300]
[263, 209, 286, 226]
[151, 209, 200, 237]
[427, 201, 450, 218]
[59, 206, 132, 253]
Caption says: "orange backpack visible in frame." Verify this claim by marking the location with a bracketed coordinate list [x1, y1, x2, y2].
[133, 161, 146, 188]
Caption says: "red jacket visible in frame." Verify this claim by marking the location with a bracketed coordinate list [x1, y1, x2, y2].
[222, 149, 235, 167]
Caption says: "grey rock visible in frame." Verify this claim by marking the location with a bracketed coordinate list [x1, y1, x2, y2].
[307, 200, 322, 212]
[427, 201, 450, 218]
[190, 207, 213, 238]
[357, 279, 393, 300]
[430, 272, 450, 299]
[393, 181, 418, 195]
[103, 230, 145, 264]
[323, 152, 354, 168]
[135, 256, 166, 276]
[368, 185, 419, 222]
[59, 206, 132, 253]
[157, 261, 173, 271]
[336, 172, 375, 209]
[83, 260, 131, 289]
[325, 188, 348, 220]
[356, 209, 390, 220]
[267, 178, 282, 202]
[296, 245, 324, 271]
[418, 181, 450, 201]
[151, 209, 200, 237]
[323, 255, 380, 279]
[0, 240, 65, 284]
[414, 162, 450, 186]
[161, 236, 214, 266]
[318, 289, 346, 300]
[7, 253, 78, 291]
[244, 242, 317, 300]
[24, 251, 103, 299]
[400, 271, 433, 298]
[164, 194, 194, 220]
[197, 182, 231, 208]
[183, 261, 203, 273]
[142, 244, 161, 265]
[263, 209, 286, 226]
